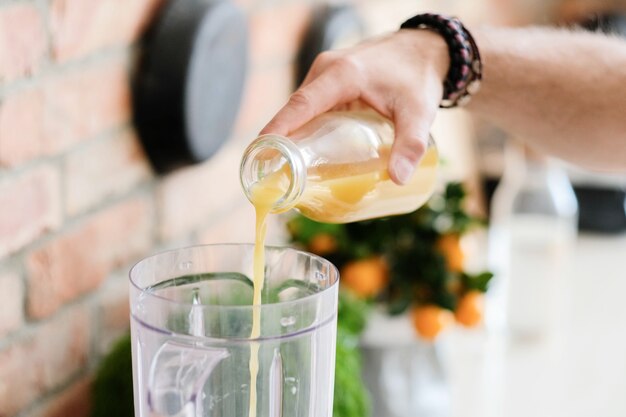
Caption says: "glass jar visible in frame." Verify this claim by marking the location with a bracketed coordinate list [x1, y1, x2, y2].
[240, 110, 438, 223]
[488, 142, 578, 339]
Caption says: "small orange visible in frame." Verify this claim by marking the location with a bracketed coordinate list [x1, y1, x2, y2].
[455, 290, 484, 327]
[411, 305, 453, 341]
[340, 257, 388, 298]
[308, 233, 338, 255]
[436, 233, 464, 272]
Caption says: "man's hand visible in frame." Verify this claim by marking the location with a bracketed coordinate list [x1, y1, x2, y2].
[260, 30, 450, 185]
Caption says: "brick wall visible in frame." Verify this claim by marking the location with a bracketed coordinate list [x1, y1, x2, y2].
[0, 0, 466, 415]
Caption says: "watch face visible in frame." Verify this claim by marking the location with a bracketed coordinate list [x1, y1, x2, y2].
[133, 0, 248, 173]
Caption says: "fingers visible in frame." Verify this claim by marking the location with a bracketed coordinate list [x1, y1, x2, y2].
[300, 50, 337, 87]
[260, 55, 361, 136]
[388, 101, 434, 185]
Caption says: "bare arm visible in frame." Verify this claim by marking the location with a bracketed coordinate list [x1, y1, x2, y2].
[261, 25, 626, 184]
[469, 26, 626, 172]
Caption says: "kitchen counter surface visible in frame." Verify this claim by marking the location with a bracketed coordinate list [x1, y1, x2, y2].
[446, 233, 626, 417]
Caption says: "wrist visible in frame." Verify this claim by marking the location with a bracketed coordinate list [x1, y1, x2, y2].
[398, 28, 450, 83]
[400, 14, 483, 108]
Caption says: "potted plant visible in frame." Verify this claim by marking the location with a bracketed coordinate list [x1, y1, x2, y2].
[287, 182, 493, 417]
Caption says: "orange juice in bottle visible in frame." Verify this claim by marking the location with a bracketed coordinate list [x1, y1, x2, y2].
[242, 110, 438, 416]
[240, 110, 438, 223]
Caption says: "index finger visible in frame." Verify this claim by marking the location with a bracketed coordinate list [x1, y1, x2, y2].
[259, 65, 361, 136]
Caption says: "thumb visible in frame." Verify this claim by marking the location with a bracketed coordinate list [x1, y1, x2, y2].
[388, 105, 433, 185]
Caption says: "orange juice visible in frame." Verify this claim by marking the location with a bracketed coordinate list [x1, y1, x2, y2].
[241, 111, 439, 224]
[243, 110, 439, 417]
[297, 144, 438, 223]
[247, 169, 290, 417]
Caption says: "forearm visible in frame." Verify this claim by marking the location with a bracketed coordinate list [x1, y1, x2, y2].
[468, 26, 626, 171]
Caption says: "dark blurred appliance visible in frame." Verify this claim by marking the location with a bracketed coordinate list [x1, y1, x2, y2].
[296, 4, 364, 88]
[133, 0, 248, 173]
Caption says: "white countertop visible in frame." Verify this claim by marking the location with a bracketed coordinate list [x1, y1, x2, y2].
[445, 233, 626, 417]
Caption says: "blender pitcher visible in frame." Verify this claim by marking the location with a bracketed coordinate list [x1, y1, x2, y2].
[129, 244, 339, 417]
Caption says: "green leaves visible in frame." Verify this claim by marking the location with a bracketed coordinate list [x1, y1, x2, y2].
[288, 216, 348, 247]
[288, 182, 493, 315]
[424, 182, 485, 235]
[337, 290, 370, 336]
[92, 334, 134, 417]
[462, 271, 494, 293]
[334, 290, 371, 417]
[333, 329, 370, 417]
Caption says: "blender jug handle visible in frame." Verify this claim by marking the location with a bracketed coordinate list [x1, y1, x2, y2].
[148, 341, 229, 417]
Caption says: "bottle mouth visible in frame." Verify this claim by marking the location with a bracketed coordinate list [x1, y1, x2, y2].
[240, 134, 306, 212]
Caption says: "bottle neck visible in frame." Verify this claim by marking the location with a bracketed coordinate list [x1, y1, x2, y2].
[240, 134, 307, 212]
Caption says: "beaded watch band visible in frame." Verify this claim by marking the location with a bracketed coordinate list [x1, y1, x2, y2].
[400, 13, 482, 108]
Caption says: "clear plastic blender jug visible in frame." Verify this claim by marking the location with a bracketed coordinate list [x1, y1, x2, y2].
[129, 244, 339, 417]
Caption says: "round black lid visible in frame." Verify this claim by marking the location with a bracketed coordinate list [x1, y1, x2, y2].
[133, 0, 248, 173]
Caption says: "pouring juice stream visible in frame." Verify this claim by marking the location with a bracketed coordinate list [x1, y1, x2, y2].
[248, 169, 291, 417]
[243, 110, 438, 417]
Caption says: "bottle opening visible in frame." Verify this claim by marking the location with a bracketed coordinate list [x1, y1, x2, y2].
[240, 135, 306, 212]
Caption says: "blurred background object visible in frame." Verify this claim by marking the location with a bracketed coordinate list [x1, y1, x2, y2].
[488, 142, 578, 340]
[133, 0, 248, 173]
[296, 3, 364, 87]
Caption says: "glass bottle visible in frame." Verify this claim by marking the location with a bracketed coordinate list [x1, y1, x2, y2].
[240, 110, 438, 223]
[488, 142, 578, 340]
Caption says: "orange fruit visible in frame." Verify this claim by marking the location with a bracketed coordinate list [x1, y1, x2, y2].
[308, 233, 338, 255]
[455, 290, 484, 327]
[436, 233, 464, 272]
[411, 305, 453, 341]
[340, 257, 388, 298]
